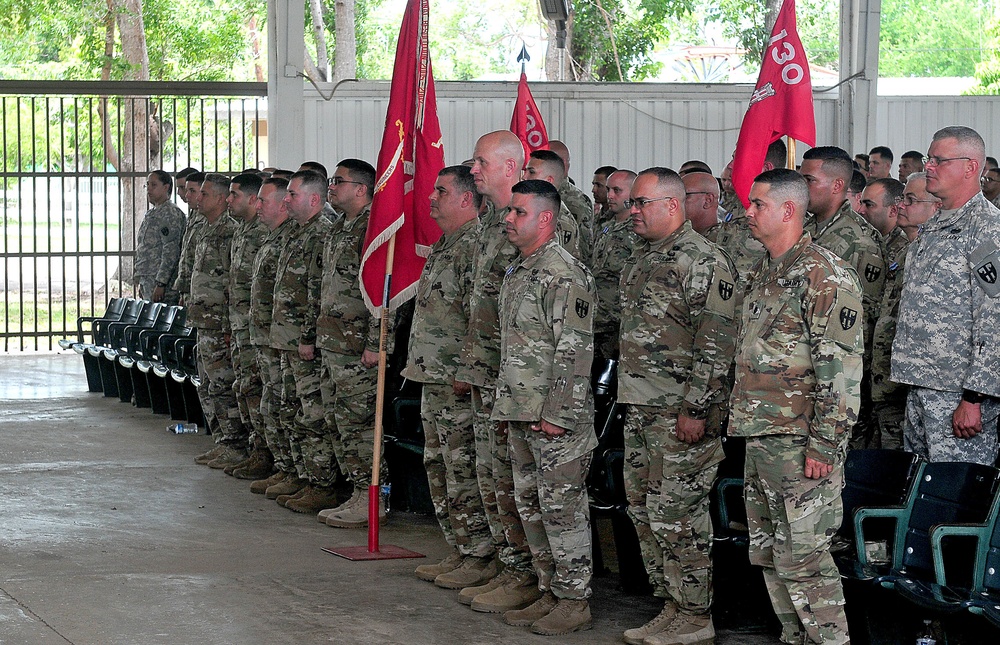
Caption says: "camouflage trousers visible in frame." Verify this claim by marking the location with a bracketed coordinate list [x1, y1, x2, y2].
[135, 277, 179, 306]
[904, 386, 1000, 465]
[195, 330, 246, 445]
[279, 350, 338, 487]
[872, 396, 906, 451]
[421, 383, 493, 558]
[230, 329, 264, 451]
[471, 384, 531, 572]
[319, 351, 382, 490]
[744, 435, 849, 645]
[623, 404, 724, 612]
[508, 421, 593, 600]
[256, 346, 296, 473]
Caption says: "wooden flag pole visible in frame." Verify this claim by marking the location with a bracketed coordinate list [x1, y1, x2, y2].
[787, 137, 797, 170]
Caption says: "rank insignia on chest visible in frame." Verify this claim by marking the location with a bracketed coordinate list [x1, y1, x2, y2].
[575, 298, 590, 318]
[977, 261, 997, 284]
[839, 306, 858, 331]
[161, 227, 170, 236]
[563, 231, 572, 244]
[864, 263, 881, 283]
[718, 280, 734, 301]
[750, 302, 762, 319]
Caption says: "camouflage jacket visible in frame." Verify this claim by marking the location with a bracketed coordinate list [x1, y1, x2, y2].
[590, 217, 639, 338]
[704, 206, 764, 284]
[457, 203, 519, 387]
[134, 200, 186, 286]
[316, 206, 390, 355]
[172, 209, 206, 296]
[493, 237, 598, 462]
[270, 214, 332, 351]
[805, 201, 884, 334]
[249, 218, 296, 348]
[559, 177, 595, 261]
[401, 217, 478, 385]
[871, 227, 909, 402]
[891, 192, 1000, 397]
[186, 215, 236, 331]
[618, 221, 738, 416]
[555, 203, 586, 265]
[729, 232, 864, 465]
[228, 217, 268, 332]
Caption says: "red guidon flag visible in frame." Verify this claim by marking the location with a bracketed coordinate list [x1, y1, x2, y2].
[731, 0, 815, 207]
[360, 0, 445, 314]
[510, 71, 549, 163]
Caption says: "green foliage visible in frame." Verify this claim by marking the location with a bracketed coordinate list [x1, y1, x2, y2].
[969, 13, 1000, 94]
[879, 0, 985, 77]
[707, 0, 838, 70]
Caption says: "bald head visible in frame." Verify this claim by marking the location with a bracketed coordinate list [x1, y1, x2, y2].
[548, 140, 570, 175]
[471, 130, 525, 208]
[682, 171, 721, 234]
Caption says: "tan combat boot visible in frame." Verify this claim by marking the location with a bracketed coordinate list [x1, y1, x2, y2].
[207, 446, 248, 470]
[470, 570, 542, 613]
[623, 600, 678, 644]
[530, 598, 592, 636]
[434, 555, 498, 590]
[250, 470, 286, 495]
[194, 444, 226, 465]
[458, 567, 509, 605]
[643, 613, 715, 645]
[318, 488, 362, 522]
[325, 488, 385, 528]
[266, 476, 307, 500]
[231, 449, 274, 480]
[502, 591, 557, 626]
[286, 486, 341, 514]
[414, 550, 463, 582]
[276, 484, 312, 507]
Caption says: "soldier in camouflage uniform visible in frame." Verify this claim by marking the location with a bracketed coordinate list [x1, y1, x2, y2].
[892, 126, 1000, 465]
[188, 174, 246, 468]
[982, 166, 1000, 209]
[315, 159, 387, 527]
[173, 172, 207, 303]
[493, 179, 597, 636]
[730, 169, 861, 645]
[617, 168, 737, 645]
[452, 131, 534, 612]
[858, 178, 909, 450]
[591, 165, 617, 227]
[403, 166, 495, 587]
[133, 170, 186, 305]
[222, 173, 272, 479]
[524, 150, 585, 263]
[681, 171, 721, 236]
[800, 146, 885, 450]
[248, 178, 299, 495]
[590, 169, 638, 361]
[548, 140, 595, 260]
[267, 170, 337, 511]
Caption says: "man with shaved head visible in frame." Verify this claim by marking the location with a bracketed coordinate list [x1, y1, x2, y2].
[547, 139, 595, 262]
[682, 171, 722, 235]
[892, 126, 1000, 465]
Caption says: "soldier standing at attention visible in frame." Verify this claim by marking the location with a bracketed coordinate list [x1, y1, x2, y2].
[133, 169, 186, 305]
[892, 126, 1000, 464]
[403, 165, 495, 587]
[730, 169, 862, 645]
[618, 168, 737, 645]
[492, 179, 597, 636]
[173, 171, 206, 304]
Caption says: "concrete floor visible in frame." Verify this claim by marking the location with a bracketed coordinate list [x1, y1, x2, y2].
[0, 353, 781, 645]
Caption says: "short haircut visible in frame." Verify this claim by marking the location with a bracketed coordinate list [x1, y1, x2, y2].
[611, 169, 637, 181]
[802, 146, 854, 183]
[755, 168, 808, 211]
[869, 145, 893, 162]
[637, 166, 685, 198]
[337, 158, 376, 198]
[850, 170, 867, 194]
[289, 169, 327, 195]
[905, 171, 928, 182]
[232, 172, 264, 196]
[300, 161, 328, 178]
[901, 150, 924, 164]
[933, 125, 986, 161]
[187, 171, 206, 185]
[438, 165, 483, 209]
[986, 156, 998, 169]
[270, 169, 294, 180]
[203, 172, 231, 194]
[262, 176, 289, 194]
[175, 167, 199, 181]
[868, 177, 904, 205]
[512, 178, 561, 214]
[530, 149, 566, 173]
[149, 169, 172, 191]
[679, 160, 712, 176]
[765, 138, 788, 169]
[594, 165, 618, 178]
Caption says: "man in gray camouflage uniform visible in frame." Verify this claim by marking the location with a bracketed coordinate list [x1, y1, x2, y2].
[404, 165, 495, 588]
[189, 173, 246, 467]
[173, 171, 206, 304]
[248, 178, 298, 495]
[267, 170, 336, 510]
[493, 179, 597, 636]
[618, 168, 737, 645]
[134, 169, 186, 305]
[223, 172, 272, 479]
[731, 168, 861, 645]
[892, 126, 1000, 465]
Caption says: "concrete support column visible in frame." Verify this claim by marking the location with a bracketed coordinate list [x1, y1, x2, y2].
[267, 0, 306, 168]
[838, 0, 881, 154]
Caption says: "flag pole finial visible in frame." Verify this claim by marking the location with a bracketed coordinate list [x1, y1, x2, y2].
[517, 43, 529, 74]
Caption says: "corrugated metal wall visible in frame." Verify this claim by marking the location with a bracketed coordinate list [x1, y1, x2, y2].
[303, 80, 1000, 179]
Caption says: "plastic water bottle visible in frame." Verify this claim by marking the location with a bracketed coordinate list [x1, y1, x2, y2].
[167, 423, 198, 434]
[916, 619, 936, 645]
[380, 483, 392, 514]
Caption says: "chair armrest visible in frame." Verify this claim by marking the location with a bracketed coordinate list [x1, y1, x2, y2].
[853, 505, 906, 567]
[930, 523, 989, 587]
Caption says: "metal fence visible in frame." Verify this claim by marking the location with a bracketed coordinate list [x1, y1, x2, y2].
[1, 81, 267, 351]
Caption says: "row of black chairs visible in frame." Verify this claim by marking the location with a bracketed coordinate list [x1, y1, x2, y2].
[59, 297, 204, 428]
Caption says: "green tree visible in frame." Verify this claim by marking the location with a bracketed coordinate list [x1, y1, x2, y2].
[879, 0, 986, 77]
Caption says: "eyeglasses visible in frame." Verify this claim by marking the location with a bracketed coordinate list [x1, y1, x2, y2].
[684, 192, 713, 198]
[625, 196, 673, 209]
[922, 155, 971, 167]
[330, 177, 364, 186]
[901, 195, 938, 206]
[982, 176, 998, 184]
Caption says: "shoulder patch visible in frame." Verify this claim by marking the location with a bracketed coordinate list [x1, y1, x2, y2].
[859, 251, 884, 285]
[972, 240, 1000, 298]
[826, 287, 863, 349]
[704, 261, 737, 320]
[564, 283, 593, 332]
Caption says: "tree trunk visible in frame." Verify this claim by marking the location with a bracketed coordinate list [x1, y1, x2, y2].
[309, 0, 329, 81]
[333, 0, 357, 81]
